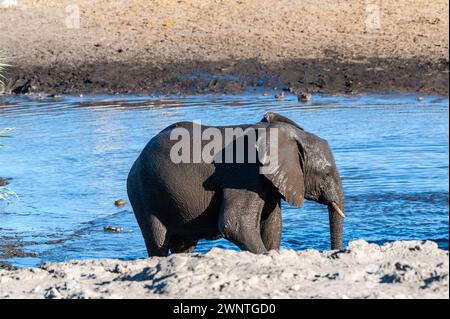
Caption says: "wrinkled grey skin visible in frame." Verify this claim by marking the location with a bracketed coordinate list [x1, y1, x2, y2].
[127, 112, 344, 256]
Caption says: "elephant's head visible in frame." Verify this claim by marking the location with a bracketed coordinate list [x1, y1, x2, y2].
[258, 112, 345, 250]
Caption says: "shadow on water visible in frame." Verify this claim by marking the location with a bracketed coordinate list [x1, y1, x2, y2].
[0, 91, 448, 267]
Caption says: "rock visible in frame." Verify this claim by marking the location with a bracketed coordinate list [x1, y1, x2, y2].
[114, 199, 126, 207]
[0, 177, 10, 186]
[417, 96, 423, 102]
[103, 226, 123, 233]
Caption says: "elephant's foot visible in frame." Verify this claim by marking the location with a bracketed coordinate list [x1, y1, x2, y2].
[232, 234, 268, 254]
[169, 237, 198, 254]
[142, 216, 170, 257]
[221, 222, 268, 254]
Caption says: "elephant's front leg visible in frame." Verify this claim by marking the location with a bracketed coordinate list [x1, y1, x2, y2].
[260, 199, 282, 250]
[218, 188, 268, 254]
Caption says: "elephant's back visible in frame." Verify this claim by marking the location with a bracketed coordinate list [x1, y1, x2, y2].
[139, 122, 216, 177]
[132, 123, 219, 228]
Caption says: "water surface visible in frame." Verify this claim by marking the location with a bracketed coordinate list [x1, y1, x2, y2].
[0, 92, 448, 267]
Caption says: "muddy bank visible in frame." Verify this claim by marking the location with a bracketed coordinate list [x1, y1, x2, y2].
[0, 0, 448, 96]
[0, 240, 448, 299]
[5, 57, 449, 96]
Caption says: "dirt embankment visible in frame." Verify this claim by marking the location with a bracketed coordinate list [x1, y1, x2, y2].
[0, 240, 448, 299]
[0, 0, 448, 95]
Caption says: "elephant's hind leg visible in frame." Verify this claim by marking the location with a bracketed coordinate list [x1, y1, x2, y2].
[140, 214, 170, 257]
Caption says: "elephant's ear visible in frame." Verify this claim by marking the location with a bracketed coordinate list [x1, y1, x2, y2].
[256, 124, 305, 207]
[260, 112, 304, 130]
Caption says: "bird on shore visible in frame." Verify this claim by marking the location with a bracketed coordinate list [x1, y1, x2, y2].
[274, 91, 285, 100]
[297, 92, 312, 102]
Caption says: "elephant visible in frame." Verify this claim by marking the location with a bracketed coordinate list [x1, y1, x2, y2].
[127, 112, 345, 256]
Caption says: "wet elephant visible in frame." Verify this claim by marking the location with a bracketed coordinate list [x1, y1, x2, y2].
[127, 112, 345, 256]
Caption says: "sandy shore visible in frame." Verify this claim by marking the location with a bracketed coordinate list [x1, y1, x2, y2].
[0, 240, 448, 299]
[0, 0, 448, 95]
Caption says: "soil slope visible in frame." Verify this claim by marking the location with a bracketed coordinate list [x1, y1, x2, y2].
[0, 0, 448, 95]
[0, 240, 448, 299]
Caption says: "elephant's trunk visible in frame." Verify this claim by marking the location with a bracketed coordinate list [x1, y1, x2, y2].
[328, 201, 344, 250]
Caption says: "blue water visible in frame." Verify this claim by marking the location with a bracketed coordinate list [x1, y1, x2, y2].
[0, 92, 448, 267]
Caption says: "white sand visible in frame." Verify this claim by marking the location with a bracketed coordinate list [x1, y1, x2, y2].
[0, 240, 448, 299]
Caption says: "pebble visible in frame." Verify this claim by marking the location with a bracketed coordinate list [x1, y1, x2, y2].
[290, 284, 301, 291]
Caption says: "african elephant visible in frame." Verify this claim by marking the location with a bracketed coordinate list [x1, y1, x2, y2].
[127, 112, 345, 256]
